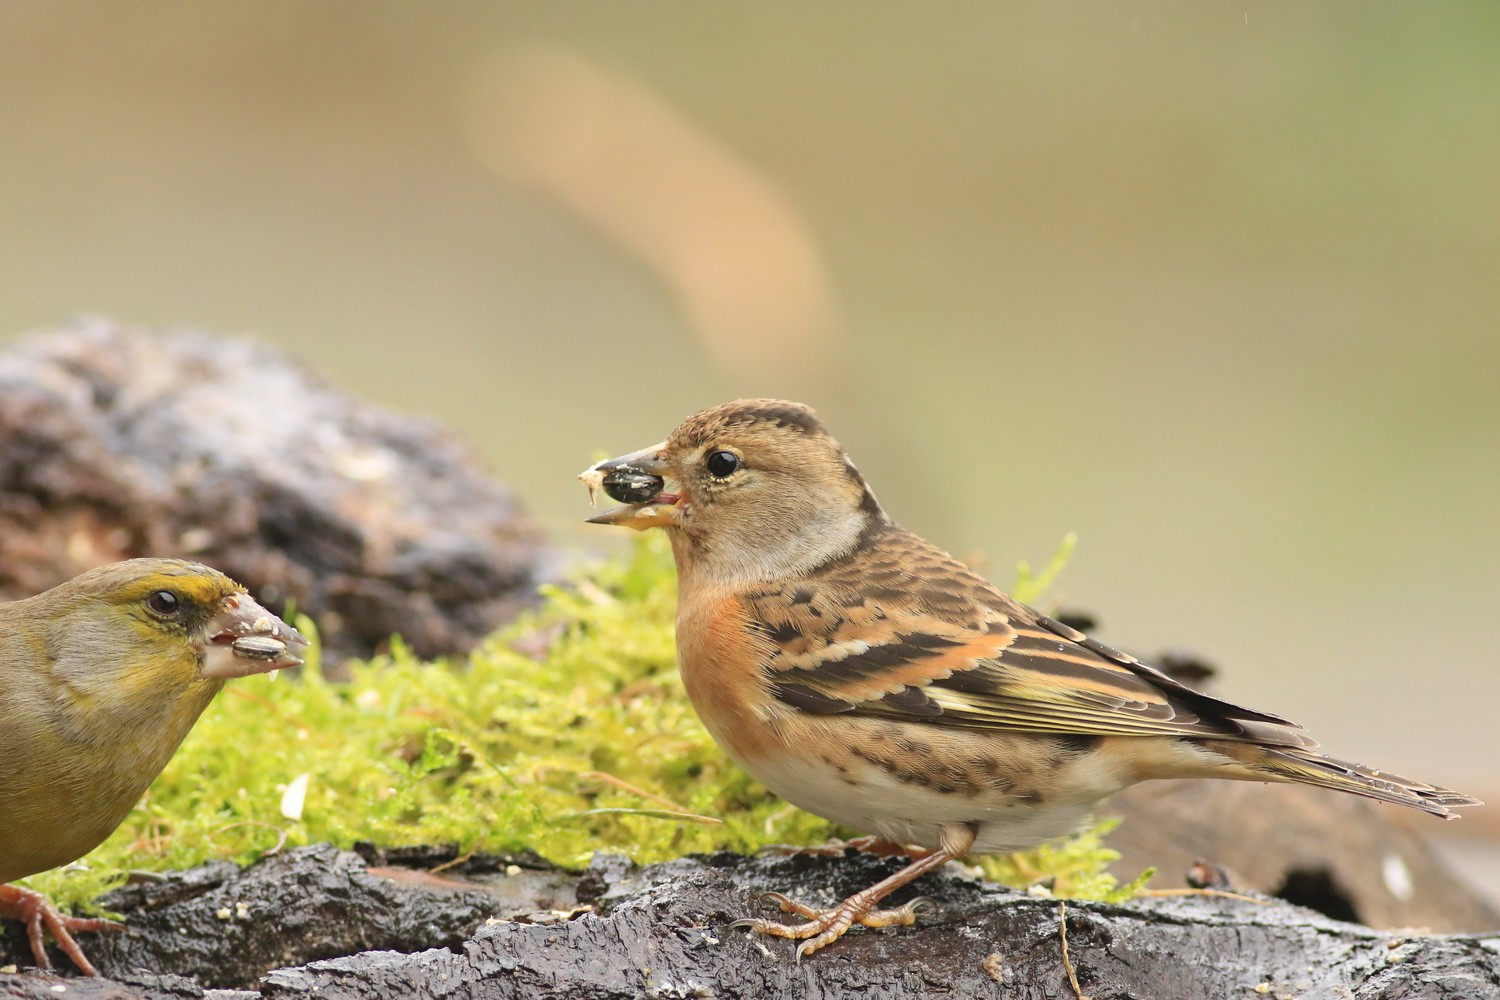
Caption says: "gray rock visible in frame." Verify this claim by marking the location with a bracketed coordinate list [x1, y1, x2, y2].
[0, 319, 555, 661]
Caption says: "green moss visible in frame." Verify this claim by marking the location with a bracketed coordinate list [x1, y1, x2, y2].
[980, 818, 1154, 903]
[21, 533, 1145, 913]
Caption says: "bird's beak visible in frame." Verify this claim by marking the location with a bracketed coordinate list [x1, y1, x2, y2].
[578, 442, 683, 530]
[200, 592, 309, 679]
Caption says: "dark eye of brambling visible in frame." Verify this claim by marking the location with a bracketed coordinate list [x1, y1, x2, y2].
[705, 450, 740, 478]
[146, 589, 183, 618]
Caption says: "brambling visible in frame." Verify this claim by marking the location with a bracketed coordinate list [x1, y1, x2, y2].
[580, 399, 1478, 959]
[0, 558, 306, 974]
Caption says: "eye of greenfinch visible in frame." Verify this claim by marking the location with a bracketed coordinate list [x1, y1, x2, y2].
[146, 589, 182, 617]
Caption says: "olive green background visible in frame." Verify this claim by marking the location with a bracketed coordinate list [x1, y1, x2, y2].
[3, 3, 1496, 883]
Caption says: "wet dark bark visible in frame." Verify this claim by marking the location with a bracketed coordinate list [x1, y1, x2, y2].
[4, 846, 1498, 999]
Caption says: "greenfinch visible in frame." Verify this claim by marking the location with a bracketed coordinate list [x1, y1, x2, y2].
[0, 558, 306, 975]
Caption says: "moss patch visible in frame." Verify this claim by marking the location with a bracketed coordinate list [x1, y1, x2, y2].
[22, 534, 1145, 912]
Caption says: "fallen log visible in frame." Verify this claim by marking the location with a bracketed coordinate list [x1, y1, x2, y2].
[4, 845, 1497, 999]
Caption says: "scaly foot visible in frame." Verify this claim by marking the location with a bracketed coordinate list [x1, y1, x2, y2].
[0, 883, 122, 976]
[730, 822, 975, 961]
[732, 891, 934, 961]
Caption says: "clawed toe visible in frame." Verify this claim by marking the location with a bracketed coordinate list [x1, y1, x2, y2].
[731, 892, 938, 959]
[0, 884, 122, 976]
[854, 895, 932, 928]
[730, 823, 973, 960]
[731, 915, 815, 940]
[903, 895, 936, 917]
[758, 891, 822, 919]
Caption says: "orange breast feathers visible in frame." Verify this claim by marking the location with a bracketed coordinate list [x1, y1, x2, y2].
[675, 589, 786, 763]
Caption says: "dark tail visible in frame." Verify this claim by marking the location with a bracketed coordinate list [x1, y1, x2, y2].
[1256, 748, 1481, 818]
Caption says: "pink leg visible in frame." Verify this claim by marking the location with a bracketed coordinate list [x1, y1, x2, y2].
[0, 883, 122, 976]
[733, 823, 975, 961]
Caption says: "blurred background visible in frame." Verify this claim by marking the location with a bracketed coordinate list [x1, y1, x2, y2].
[3, 3, 1496, 889]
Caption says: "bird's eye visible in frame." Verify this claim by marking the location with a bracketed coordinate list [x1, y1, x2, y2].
[705, 450, 740, 478]
[146, 590, 182, 617]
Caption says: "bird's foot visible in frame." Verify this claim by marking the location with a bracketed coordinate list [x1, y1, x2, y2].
[0, 883, 122, 976]
[731, 890, 934, 961]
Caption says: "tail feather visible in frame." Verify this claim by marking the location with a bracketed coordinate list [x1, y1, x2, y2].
[1257, 748, 1482, 818]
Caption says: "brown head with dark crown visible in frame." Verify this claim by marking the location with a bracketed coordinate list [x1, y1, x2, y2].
[581, 399, 887, 584]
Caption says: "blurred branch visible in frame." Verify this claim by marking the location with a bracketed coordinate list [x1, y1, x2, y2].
[464, 42, 840, 390]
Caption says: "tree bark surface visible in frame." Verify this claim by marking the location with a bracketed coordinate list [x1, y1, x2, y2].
[4, 845, 1497, 1000]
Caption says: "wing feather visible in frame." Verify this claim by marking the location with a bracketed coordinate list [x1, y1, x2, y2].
[750, 527, 1315, 749]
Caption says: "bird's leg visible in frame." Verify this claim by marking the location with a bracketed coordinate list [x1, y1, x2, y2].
[0, 883, 122, 976]
[733, 823, 976, 961]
